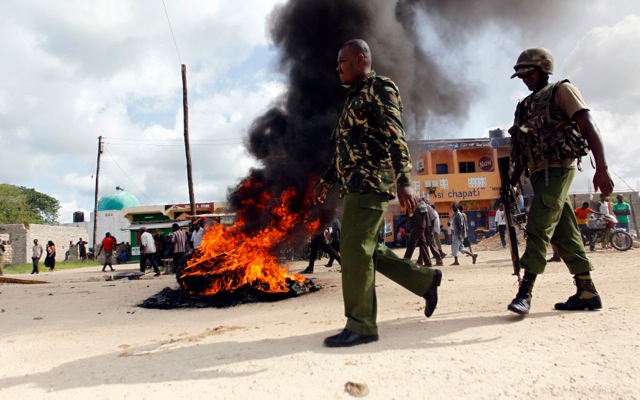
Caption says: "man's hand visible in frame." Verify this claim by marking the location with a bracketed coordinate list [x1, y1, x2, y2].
[397, 186, 418, 216]
[593, 167, 614, 198]
[312, 183, 329, 205]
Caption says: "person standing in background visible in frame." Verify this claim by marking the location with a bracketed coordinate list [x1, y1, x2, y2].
[574, 202, 593, 240]
[44, 241, 56, 272]
[325, 217, 342, 267]
[598, 193, 612, 215]
[457, 205, 478, 264]
[613, 194, 631, 233]
[418, 201, 443, 266]
[430, 203, 447, 259]
[495, 205, 507, 248]
[450, 203, 473, 265]
[302, 228, 341, 274]
[191, 218, 205, 249]
[598, 194, 613, 249]
[0, 240, 5, 275]
[404, 199, 431, 267]
[170, 224, 188, 276]
[96, 232, 117, 272]
[76, 238, 88, 261]
[139, 227, 161, 276]
[31, 239, 43, 274]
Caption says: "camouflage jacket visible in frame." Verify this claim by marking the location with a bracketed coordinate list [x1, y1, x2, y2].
[320, 71, 412, 199]
[509, 79, 589, 175]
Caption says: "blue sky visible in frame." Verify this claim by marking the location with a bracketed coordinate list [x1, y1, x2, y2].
[1, 0, 639, 222]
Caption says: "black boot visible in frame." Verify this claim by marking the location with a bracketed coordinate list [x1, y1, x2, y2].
[508, 271, 536, 315]
[423, 269, 442, 318]
[555, 273, 602, 311]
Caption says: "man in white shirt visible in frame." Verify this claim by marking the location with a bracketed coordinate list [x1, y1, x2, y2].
[598, 193, 611, 215]
[191, 219, 205, 249]
[495, 205, 507, 248]
[429, 203, 447, 259]
[139, 227, 160, 276]
[32, 239, 44, 274]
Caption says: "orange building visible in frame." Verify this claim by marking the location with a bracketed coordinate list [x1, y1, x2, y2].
[384, 136, 511, 245]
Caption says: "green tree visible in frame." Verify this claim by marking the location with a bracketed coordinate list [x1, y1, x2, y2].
[0, 184, 60, 225]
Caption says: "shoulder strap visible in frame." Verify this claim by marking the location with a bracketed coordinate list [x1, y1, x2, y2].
[545, 79, 571, 122]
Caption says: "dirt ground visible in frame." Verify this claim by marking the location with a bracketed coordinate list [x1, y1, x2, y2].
[1, 240, 639, 399]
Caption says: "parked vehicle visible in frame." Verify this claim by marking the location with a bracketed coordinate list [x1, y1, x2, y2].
[583, 212, 633, 251]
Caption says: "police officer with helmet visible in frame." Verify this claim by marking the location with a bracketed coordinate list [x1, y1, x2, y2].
[507, 47, 613, 315]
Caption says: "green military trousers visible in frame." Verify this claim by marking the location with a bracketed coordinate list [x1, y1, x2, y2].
[521, 168, 593, 275]
[340, 192, 437, 335]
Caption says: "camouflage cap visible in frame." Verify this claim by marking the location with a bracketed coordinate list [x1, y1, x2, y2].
[510, 47, 554, 79]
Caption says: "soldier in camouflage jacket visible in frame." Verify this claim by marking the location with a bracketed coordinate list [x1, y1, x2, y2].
[507, 47, 613, 316]
[313, 39, 442, 348]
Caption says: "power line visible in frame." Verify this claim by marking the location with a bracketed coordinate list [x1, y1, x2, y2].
[162, 0, 182, 64]
[104, 147, 155, 204]
[611, 171, 638, 193]
[106, 136, 242, 143]
[105, 142, 242, 147]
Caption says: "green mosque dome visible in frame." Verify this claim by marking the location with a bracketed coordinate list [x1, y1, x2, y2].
[98, 189, 140, 211]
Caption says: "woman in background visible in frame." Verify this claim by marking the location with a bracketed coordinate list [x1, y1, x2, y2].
[44, 240, 56, 271]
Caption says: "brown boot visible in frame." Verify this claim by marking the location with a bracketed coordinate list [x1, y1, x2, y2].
[555, 273, 602, 311]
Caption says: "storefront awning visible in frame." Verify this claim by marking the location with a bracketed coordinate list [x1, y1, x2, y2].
[125, 220, 191, 231]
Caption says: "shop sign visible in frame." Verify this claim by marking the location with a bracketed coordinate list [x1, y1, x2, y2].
[478, 156, 494, 172]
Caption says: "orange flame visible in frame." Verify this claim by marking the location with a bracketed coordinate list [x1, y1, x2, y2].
[179, 180, 321, 296]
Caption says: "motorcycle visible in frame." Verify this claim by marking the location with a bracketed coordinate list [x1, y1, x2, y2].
[582, 212, 633, 251]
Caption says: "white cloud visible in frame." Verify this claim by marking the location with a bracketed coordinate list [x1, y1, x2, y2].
[1, 0, 639, 224]
[0, 0, 283, 222]
[563, 14, 640, 114]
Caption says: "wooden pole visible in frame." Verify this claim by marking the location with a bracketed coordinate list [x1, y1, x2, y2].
[182, 64, 196, 217]
[92, 136, 103, 258]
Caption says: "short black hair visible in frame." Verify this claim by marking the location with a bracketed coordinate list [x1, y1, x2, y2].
[341, 39, 371, 65]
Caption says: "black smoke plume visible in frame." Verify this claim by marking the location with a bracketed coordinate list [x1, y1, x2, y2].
[228, 0, 576, 238]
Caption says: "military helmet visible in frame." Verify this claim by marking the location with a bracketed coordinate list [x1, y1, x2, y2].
[510, 47, 554, 79]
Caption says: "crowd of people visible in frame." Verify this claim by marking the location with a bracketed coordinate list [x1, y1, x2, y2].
[136, 217, 206, 277]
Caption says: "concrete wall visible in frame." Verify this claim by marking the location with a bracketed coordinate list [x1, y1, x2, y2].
[88, 211, 132, 249]
[0, 224, 88, 265]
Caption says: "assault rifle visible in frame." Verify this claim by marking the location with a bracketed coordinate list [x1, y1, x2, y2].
[498, 156, 522, 283]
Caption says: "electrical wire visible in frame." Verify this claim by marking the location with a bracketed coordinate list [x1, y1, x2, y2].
[105, 142, 243, 147]
[162, 0, 182, 65]
[104, 147, 155, 204]
[106, 136, 240, 142]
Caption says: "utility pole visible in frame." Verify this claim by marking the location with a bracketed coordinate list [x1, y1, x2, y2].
[92, 136, 103, 258]
[182, 64, 196, 217]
